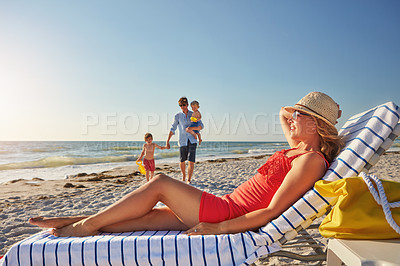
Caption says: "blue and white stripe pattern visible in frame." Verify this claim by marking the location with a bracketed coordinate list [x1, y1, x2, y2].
[1, 102, 399, 266]
[0, 230, 280, 266]
[326, 102, 399, 181]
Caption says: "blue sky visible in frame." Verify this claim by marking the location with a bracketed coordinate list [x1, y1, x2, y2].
[0, 0, 399, 141]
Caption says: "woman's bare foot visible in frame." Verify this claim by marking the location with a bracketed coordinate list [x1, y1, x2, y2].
[52, 218, 99, 237]
[29, 216, 87, 229]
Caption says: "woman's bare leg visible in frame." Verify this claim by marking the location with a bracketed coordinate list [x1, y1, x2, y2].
[53, 174, 203, 237]
[29, 216, 87, 228]
[101, 206, 188, 232]
[29, 207, 187, 232]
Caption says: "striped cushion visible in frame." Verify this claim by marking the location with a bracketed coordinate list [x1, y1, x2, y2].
[1, 102, 399, 266]
[0, 230, 280, 266]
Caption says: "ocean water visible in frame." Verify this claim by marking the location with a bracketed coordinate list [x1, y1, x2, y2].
[0, 141, 290, 183]
[1, 139, 398, 184]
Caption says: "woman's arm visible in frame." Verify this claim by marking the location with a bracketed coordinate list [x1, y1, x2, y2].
[186, 152, 326, 235]
[280, 107, 299, 148]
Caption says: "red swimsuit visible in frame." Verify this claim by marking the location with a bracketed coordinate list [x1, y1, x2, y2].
[198, 148, 329, 223]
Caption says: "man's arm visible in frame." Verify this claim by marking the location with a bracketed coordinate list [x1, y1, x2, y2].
[167, 114, 179, 149]
[166, 131, 174, 149]
[170, 114, 179, 134]
[186, 120, 204, 132]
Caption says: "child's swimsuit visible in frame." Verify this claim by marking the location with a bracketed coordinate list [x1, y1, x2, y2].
[143, 158, 155, 172]
[190, 121, 200, 134]
[199, 148, 329, 223]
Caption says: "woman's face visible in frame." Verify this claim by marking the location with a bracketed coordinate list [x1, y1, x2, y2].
[288, 111, 318, 140]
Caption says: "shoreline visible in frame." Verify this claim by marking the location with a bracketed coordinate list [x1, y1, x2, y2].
[0, 153, 270, 202]
[0, 138, 397, 184]
[0, 151, 276, 185]
[0, 140, 292, 184]
[1, 152, 399, 264]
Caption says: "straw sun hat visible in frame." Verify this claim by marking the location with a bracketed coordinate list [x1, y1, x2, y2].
[284, 92, 342, 127]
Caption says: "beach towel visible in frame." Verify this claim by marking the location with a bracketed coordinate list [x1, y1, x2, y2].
[0, 230, 281, 265]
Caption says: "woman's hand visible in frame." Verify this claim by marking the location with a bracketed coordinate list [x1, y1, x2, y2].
[185, 222, 223, 235]
[280, 106, 299, 148]
[280, 106, 292, 120]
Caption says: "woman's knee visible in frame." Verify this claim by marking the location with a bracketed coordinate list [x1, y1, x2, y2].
[150, 173, 173, 187]
[152, 173, 169, 181]
[147, 174, 175, 198]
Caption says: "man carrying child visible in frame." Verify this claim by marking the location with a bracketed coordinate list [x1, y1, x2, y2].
[166, 97, 204, 183]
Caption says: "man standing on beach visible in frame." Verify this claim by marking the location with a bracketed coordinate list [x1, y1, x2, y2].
[166, 97, 203, 183]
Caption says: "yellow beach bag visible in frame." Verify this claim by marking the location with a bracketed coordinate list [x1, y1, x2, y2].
[314, 173, 400, 239]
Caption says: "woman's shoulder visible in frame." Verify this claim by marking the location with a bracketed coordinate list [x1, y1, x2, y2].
[300, 151, 325, 160]
[293, 151, 328, 169]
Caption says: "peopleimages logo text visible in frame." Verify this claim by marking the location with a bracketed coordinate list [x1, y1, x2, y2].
[81, 112, 284, 136]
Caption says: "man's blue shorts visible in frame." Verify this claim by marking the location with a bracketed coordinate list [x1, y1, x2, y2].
[180, 140, 197, 162]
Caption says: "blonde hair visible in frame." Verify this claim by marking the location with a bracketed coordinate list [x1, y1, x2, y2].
[191, 100, 199, 107]
[313, 117, 345, 163]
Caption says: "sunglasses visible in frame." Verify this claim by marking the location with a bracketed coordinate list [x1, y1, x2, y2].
[179, 104, 187, 107]
[292, 110, 310, 121]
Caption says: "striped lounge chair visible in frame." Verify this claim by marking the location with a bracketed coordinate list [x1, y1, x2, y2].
[1, 102, 399, 266]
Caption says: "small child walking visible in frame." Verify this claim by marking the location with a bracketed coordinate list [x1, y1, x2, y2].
[137, 133, 168, 181]
[187, 100, 203, 145]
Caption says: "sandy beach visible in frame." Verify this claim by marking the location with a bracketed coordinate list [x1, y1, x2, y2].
[1, 152, 399, 265]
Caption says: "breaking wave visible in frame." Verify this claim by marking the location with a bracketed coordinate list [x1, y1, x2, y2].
[0, 155, 137, 170]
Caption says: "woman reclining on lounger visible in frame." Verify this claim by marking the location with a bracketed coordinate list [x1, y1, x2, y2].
[30, 92, 344, 237]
